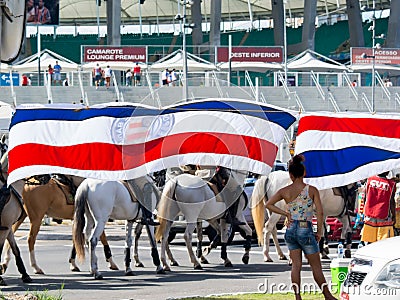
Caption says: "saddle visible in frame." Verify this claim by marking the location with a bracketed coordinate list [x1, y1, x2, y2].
[121, 181, 138, 203]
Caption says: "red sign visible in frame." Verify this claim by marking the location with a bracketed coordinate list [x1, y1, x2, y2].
[83, 46, 147, 63]
[217, 47, 283, 63]
[351, 47, 400, 65]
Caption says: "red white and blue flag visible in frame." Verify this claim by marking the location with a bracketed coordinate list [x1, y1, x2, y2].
[7, 99, 298, 184]
[295, 112, 400, 189]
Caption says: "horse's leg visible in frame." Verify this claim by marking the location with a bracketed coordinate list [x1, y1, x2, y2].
[99, 231, 118, 270]
[320, 219, 330, 259]
[68, 246, 80, 272]
[27, 219, 45, 274]
[271, 225, 287, 260]
[341, 217, 352, 258]
[238, 222, 252, 265]
[196, 221, 209, 264]
[202, 219, 220, 256]
[160, 221, 173, 271]
[7, 230, 32, 284]
[143, 218, 164, 274]
[263, 214, 285, 262]
[183, 223, 202, 269]
[124, 220, 135, 276]
[133, 223, 144, 267]
[89, 220, 106, 280]
[220, 219, 233, 267]
[2, 212, 27, 273]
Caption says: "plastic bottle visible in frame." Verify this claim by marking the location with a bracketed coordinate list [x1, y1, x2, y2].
[337, 242, 344, 258]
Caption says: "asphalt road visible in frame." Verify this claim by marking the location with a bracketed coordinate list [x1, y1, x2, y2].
[1, 221, 345, 300]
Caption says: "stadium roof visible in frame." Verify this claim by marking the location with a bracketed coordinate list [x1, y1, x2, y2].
[59, 0, 391, 26]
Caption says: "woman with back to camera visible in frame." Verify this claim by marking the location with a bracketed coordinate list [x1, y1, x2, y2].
[266, 155, 337, 300]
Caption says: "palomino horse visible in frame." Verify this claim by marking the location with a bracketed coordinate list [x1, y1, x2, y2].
[0, 152, 32, 284]
[252, 170, 358, 262]
[155, 169, 252, 271]
[73, 176, 164, 279]
[2, 174, 118, 275]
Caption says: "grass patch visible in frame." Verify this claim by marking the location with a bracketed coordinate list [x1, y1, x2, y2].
[180, 292, 340, 300]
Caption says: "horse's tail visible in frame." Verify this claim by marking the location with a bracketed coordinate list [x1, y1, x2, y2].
[251, 176, 267, 245]
[72, 182, 88, 262]
[155, 179, 176, 242]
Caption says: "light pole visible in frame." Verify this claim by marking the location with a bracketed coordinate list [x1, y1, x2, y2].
[283, 0, 288, 86]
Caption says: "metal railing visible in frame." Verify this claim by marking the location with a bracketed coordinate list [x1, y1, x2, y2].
[145, 70, 161, 107]
[375, 71, 391, 102]
[395, 93, 400, 109]
[342, 72, 359, 101]
[9, 70, 17, 108]
[327, 92, 340, 112]
[211, 71, 224, 98]
[361, 92, 373, 113]
[77, 71, 86, 103]
[44, 72, 53, 103]
[277, 71, 305, 112]
[111, 72, 121, 102]
[310, 71, 325, 100]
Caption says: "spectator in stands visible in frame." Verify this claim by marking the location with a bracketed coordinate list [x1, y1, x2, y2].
[92, 63, 102, 89]
[47, 64, 54, 84]
[125, 69, 132, 86]
[21, 74, 28, 86]
[162, 68, 169, 86]
[104, 65, 112, 89]
[351, 80, 358, 87]
[53, 61, 62, 85]
[133, 62, 141, 86]
[26, 0, 35, 23]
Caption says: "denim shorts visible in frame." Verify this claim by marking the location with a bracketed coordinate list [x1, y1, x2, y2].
[284, 220, 319, 255]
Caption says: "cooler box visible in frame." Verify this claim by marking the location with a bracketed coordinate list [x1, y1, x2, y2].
[330, 258, 351, 293]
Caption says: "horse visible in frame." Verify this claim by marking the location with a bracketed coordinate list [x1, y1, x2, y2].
[155, 167, 253, 271]
[2, 173, 118, 275]
[72, 176, 164, 279]
[0, 152, 32, 285]
[251, 170, 358, 262]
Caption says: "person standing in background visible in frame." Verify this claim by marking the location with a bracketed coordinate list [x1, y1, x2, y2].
[47, 64, 54, 85]
[21, 74, 29, 86]
[133, 62, 141, 86]
[104, 65, 112, 89]
[161, 68, 169, 86]
[92, 63, 102, 89]
[125, 69, 132, 86]
[361, 172, 396, 244]
[53, 61, 62, 85]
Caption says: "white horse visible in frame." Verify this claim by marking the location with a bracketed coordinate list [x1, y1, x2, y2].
[251, 170, 358, 262]
[72, 176, 164, 279]
[155, 167, 253, 271]
[0, 152, 32, 285]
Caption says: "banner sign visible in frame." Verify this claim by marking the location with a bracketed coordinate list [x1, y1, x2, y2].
[351, 47, 400, 65]
[217, 47, 283, 63]
[83, 47, 147, 63]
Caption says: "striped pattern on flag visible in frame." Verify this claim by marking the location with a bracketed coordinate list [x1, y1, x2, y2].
[295, 113, 400, 190]
[8, 100, 298, 184]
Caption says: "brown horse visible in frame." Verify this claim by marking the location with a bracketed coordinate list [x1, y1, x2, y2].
[2, 174, 119, 274]
[0, 152, 32, 284]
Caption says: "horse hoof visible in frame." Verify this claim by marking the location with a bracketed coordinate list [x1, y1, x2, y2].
[345, 249, 351, 258]
[264, 258, 273, 262]
[0, 264, 7, 275]
[279, 255, 288, 260]
[194, 264, 203, 270]
[200, 257, 209, 264]
[170, 261, 179, 267]
[125, 270, 135, 276]
[135, 262, 145, 268]
[109, 265, 119, 271]
[224, 261, 233, 268]
[35, 270, 45, 275]
[22, 274, 32, 283]
[156, 268, 166, 275]
[94, 274, 104, 280]
[242, 255, 249, 265]
[0, 278, 6, 286]
[163, 266, 171, 272]
[71, 267, 80, 272]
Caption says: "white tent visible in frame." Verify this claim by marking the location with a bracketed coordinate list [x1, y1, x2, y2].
[150, 50, 217, 72]
[349, 64, 400, 74]
[218, 61, 282, 72]
[287, 50, 347, 72]
[81, 61, 147, 71]
[12, 49, 79, 72]
[0, 101, 14, 131]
